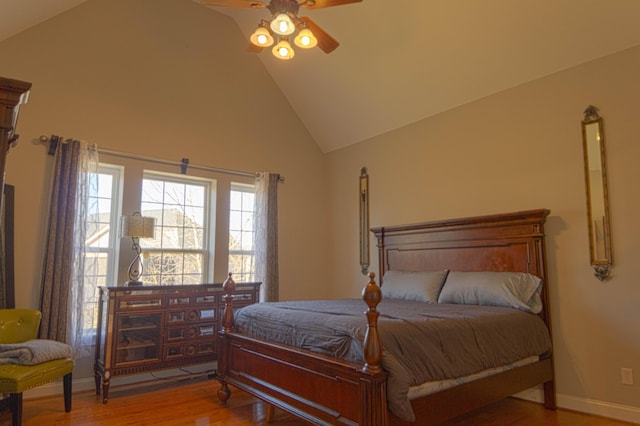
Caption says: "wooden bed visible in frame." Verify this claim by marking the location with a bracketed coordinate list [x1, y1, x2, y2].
[216, 209, 556, 425]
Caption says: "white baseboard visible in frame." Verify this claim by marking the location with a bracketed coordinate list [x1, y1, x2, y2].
[515, 388, 640, 424]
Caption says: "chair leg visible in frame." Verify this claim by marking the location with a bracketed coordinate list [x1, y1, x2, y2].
[9, 393, 22, 426]
[63, 372, 72, 412]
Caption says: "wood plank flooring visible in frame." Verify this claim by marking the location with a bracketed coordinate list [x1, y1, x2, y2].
[1, 376, 634, 425]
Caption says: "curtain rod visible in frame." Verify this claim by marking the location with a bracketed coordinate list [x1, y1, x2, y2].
[38, 135, 284, 182]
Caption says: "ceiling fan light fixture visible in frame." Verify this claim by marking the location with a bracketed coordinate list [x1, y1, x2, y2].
[272, 39, 295, 60]
[294, 28, 317, 49]
[270, 13, 295, 35]
[250, 24, 274, 47]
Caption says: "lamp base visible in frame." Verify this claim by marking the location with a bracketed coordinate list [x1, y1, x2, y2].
[125, 280, 143, 287]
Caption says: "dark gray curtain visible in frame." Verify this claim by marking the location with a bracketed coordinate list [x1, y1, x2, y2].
[39, 140, 87, 344]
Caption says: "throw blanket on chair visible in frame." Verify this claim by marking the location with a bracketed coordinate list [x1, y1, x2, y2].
[0, 339, 72, 365]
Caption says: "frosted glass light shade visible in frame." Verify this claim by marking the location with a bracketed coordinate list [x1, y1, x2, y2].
[270, 13, 295, 35]
[250, 26, 274, 47]
[294, 28, 317, 49]
[272, 39, 295, 60]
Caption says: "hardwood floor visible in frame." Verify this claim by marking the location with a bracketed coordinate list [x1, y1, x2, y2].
[1, 376, 634, 425]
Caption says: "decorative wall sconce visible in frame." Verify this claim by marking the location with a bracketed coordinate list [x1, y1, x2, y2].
[121, 212, 156, 286]
[359, 167, 369, 275]
[581, 105, 612, 281]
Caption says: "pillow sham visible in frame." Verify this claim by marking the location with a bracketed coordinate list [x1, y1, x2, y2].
[381, 270, 449, 303]
[437, 271, 543, 313]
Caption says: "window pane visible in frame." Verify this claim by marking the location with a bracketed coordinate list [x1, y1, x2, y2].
[229, 211, 241, 230]
[97, 174, 114, 198]
[229, 230, 241, 250]
[241, 211, 254, 229]
[142, 179, 165, 203]
[141, 173, 212, 285]
[164, 181, 186, 206]
[186, 185, 205, 206]
[83, 165, 121, 331]
[242, 192, 255, 207]
[184, 206, 205, 227]
[230, 191, 242, 210]
[228, 184, 256, 282]
[241, 231, 253, 251]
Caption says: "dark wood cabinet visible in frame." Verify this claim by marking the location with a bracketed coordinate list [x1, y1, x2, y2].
[0, 77, 31, 309]
[94, 282, 260, 403]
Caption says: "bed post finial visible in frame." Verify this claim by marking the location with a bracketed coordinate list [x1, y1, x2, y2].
[222, 272, 236, 333]
[362, 272, 383, 373]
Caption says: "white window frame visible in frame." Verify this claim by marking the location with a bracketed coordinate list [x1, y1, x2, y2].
[140, 171, 216, 285]
[84, 163, 123, 332]
[228, 182, 256, 282]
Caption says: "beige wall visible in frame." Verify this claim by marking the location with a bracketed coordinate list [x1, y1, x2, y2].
[326, 46, 640, 418]
[0, 0, 330, 337]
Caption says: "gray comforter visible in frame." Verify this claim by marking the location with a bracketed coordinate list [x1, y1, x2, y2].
[234, 298, 552, 422]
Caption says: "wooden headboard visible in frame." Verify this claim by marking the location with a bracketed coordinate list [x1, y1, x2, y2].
[371, 209, 551, 325]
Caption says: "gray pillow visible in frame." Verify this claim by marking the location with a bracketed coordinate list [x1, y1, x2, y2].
[381, 270, 449, 303]
[437, 271, 543, 313]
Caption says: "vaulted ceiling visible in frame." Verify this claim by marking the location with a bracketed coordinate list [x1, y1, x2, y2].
[3, 0, 640, 152]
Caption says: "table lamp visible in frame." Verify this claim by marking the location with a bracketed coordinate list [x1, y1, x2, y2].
[121, 212, 155, 286]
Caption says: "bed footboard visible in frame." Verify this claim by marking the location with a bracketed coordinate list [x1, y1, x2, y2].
[217, 273, 388, 425]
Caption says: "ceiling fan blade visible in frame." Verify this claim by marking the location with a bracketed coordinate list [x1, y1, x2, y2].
[301, 0, 362, 10]
[199, 0, 267, 8]
[299, 16, 339, 53]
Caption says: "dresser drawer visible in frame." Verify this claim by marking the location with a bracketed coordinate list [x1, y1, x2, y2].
[118, 296, 163, 310]
[166, 293, 219, 306]
[167, 307, 216, 323]
[166, 323, 216, 342]
[233, 290, 257, 305]
[165, 341, 216, 359]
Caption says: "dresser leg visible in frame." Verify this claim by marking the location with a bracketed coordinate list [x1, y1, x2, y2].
[102, 380, 110, 404]
[94, 373, 101, 395]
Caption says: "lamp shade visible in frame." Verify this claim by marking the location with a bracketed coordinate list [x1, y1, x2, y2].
[250, 25, 274, 47]
[121, 214, 155, 238]
[272, 39, 295, 60]
[270, 13, 295, 36]
[294, 28, 317, 49]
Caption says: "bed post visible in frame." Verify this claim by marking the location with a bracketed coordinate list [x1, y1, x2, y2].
[217, 272, 236, 406]
[362, 272, 383, 373]
[361, 272, 389, 425]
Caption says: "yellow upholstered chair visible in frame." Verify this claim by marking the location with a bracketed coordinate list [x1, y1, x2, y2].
[0, 309, 73, 426]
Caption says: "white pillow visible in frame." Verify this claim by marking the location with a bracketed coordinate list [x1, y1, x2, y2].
[437, 271, 543, 313]
[381, 270, 449, 303]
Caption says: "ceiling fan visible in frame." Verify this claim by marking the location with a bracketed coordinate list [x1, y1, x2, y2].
[199, 0, 363, 60]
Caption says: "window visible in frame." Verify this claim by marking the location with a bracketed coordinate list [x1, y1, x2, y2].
[84, 164, 123, 331]
[228, 183, 256, 282]
[141, 172, 214, 285]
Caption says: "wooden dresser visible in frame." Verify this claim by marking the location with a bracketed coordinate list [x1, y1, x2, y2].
[94, 282, 260, 403]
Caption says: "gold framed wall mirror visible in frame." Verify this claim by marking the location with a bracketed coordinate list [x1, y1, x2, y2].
[359, 167, 369, 275]
[581, 105, 612, 281]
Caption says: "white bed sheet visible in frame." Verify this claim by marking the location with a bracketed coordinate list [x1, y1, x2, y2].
[407, 355, 539, 400]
